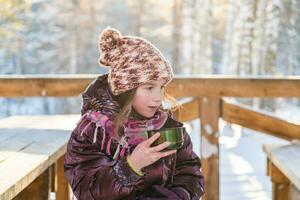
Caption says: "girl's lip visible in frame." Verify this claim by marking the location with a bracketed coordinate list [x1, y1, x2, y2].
[148, 106, 158, 109]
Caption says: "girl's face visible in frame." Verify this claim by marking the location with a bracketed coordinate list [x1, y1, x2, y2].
[132, 79, 165, 118]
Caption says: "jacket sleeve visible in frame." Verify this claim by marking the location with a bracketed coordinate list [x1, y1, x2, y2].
[171, 130, 205, 199]
[64, 121, 144, 200]
[139, 131, 205, 200]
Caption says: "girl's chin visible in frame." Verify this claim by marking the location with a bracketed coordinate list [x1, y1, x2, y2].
[140, 111, 156, 118]
[131, 107, 157, 119]
[141, 113, 155, 118]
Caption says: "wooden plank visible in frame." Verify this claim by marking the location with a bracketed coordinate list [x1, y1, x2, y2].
[49, 164, 55, 192]
[222, 101, 300, 141]
[290, 184, 300, 200]
[0, 114, 80, 130]
[0, 131, 19, 143]
[0, 115, 77, 200]
[0, 129, 57, 162]
[200, 97, 221, 200]
[174, 98, 200, 122]
[272, 181, 290, 200]
[1, 75, 300, 97]
[267, 159, 270, 176]
[55, 154, 70, 200]
[168, 76, 300, 97]
[12, 169, 50, 200]
[0, 130, 70, 200]
[0, 74, 95, 97]
[263, 144, 300, 192]
[269, 161, 290, 200]
[269, 161, 289, 183]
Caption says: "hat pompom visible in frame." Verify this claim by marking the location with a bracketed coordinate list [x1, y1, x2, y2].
[98, 27, 121, 53]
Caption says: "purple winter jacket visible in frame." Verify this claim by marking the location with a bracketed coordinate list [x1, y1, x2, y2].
[64, 75, 204, 200]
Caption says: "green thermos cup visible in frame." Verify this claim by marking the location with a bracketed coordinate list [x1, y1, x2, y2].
[141, 127, 185, 150]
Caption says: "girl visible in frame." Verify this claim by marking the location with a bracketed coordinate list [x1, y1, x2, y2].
[64, 27, 204, 200]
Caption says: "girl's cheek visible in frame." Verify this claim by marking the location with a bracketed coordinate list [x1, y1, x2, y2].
[144, 90, 152, 97]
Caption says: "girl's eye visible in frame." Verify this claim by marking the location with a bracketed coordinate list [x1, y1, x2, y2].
[145, 85, 164, 90]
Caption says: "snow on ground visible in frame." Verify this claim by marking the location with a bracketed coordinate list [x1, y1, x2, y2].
[186, 114, 291, 200]
[219, 123, 287, 200]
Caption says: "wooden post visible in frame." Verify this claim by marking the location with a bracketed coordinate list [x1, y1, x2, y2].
[268, 160, 290, 200]
[200, 97, 221, 200]
[13, 169, 50, 200]
[49, 164, 55, 192]
[55, 154, 69, 200]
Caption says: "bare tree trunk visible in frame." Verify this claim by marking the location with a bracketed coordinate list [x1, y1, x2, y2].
[172, 0, 182, 74]
[69, 1, 79, 74]
[240, 0, 258, 106]
[190, 0, 196, 72]
[135, 0, 144, 36]
[222, 0, 239, 74]
[189, 0, 213, 74]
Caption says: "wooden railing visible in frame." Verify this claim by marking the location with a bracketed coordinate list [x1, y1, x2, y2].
[1, 74, 300, 200]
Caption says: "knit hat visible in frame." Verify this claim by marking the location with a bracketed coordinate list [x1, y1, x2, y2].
[98, 27, 174, 96]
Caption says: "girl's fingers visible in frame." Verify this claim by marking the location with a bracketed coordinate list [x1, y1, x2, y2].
[150, 141, 170, 152]
[144, 132, 160, 146]
[158, 150, 177, 158]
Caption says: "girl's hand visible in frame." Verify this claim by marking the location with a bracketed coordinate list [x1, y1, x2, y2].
[127, 132, 177, 172]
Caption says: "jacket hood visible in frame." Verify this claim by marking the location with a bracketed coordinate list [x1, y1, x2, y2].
[81, 74, 120, 117]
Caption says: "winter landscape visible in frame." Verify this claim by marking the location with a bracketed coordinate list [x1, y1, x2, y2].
[1, 1, 300, 200]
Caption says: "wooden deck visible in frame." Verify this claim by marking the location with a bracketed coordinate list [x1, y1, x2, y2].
[0, 75, 300, 200]
[0, 115, 79, 200]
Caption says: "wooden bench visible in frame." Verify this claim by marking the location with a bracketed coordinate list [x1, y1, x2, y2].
[263, 143, 300, 200]
[0, 115, 79, 200]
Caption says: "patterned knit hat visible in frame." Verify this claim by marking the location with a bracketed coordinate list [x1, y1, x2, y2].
[98, 27, 174, 96]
